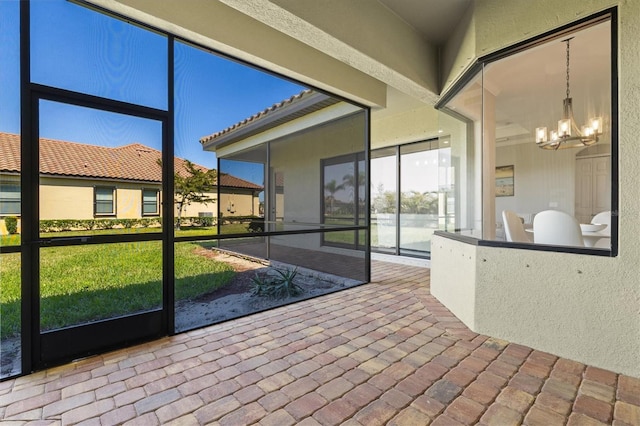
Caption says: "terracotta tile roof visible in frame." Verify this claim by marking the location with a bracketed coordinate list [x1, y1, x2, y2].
[218, 173, 263, 190]
[0, 132, 262, 190]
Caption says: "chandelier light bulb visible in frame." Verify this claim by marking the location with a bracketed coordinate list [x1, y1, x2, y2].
[535, 127, 548, 143]
[535, 37, 601, 150]
[558, 119, 571, 137]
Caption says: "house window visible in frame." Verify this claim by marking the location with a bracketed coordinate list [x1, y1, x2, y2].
[0, 182, 20, 215]
[142, 189, 159, 216]
[94, 187, 115, 216]
[436, 11, 616, 254]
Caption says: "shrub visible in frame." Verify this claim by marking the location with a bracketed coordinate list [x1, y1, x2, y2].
[139, 218, 160, 228]
[4, 216, 18, 234]
[115, 219, 138, 229]
[96, 219, 115, 229]
[251, 267, 303, 300]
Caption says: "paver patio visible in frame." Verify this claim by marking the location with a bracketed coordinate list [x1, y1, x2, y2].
[0, 260, 639, 425]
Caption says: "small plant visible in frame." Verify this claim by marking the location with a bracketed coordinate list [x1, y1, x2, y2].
[247, 219, 264, 233]
[251, 266, 303, 300]
[4, 216, 18, 234]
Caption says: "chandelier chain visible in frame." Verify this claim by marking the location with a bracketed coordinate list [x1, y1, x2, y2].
[565, 38, 571, 99]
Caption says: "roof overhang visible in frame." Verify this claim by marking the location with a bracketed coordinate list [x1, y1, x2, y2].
[202, 91, 362, 158]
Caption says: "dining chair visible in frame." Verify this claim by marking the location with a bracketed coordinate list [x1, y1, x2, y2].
[591, 210, 611, 236]
[533, 210, 584, 246]
[502, 210, 532, 243]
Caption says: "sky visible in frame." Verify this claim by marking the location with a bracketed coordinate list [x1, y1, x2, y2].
[0, 0, 304, 184]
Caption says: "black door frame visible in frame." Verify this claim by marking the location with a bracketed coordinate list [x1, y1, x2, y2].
[20, 0, 175, 372]
[24, 87, 173, 370]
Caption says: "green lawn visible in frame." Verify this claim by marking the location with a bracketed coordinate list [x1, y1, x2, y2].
[323, 217, 366, 246]
[0, 240, 235, 338]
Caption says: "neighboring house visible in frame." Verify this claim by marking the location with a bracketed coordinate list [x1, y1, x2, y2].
[0, 132, 262, 234]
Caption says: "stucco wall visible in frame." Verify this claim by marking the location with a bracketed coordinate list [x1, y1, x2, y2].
[180, 191, 217, 218]
[430, 236, 477, 329]
[268, 113, 365, 251]
[40, 177, 103, 220]
[371, 89, 439, 150]
[432, 0, 640, 377]
[40, 178, 163, 220]
[38, 177, 222, 221]
[218, 191, 257, 217]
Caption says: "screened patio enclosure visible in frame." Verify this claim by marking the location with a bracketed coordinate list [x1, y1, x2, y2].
[201, 90, 370, 283]
[0, 0, 369, 379]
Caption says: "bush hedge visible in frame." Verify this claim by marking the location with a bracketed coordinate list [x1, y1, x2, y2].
[31, 215, 262, 233]
[39, 217, 162, 233]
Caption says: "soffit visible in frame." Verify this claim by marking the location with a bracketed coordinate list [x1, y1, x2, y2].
[378, 0, 472, 45]
[222, 0, 444, 104]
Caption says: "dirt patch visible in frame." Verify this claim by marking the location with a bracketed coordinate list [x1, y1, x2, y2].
[175, 248, 359, 332]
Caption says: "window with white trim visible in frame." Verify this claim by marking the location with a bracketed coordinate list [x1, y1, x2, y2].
[142, 189, 159, 216]
[94, 187, 115, 216]
[0, 182, 20, 216]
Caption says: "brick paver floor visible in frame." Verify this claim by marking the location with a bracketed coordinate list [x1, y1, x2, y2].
[1, 261, 639, 425]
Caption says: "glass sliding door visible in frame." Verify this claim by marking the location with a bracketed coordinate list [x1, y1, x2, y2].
[371, 148, 397, 254]
[370, 140, 444, 258]
[400, 142, 440, 255]
[323, 156, 356, 247]
[322, 153, 365, 249]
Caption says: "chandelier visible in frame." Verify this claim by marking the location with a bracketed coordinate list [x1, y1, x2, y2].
[535, 37, 602, 150]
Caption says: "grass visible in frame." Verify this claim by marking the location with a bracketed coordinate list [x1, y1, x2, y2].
[323, 217, 367, 246]
[0, 240, 235, 338]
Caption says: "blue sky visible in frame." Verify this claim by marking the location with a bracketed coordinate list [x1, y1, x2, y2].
[0, 0, 304, 183]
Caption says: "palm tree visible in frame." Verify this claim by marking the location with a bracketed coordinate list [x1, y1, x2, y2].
[324, 179, 345, 214]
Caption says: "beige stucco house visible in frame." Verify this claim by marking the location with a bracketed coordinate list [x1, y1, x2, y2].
[0, 132, 262, 234]
[2, 0, 638, 382]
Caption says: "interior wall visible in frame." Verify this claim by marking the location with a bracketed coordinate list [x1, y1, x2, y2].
[495, 142, 577, 223]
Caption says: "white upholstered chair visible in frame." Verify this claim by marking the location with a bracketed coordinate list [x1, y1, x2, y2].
[591, 210, 611, 236]
[533, 210, 584, 247]
[502, 210, 532, 243]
